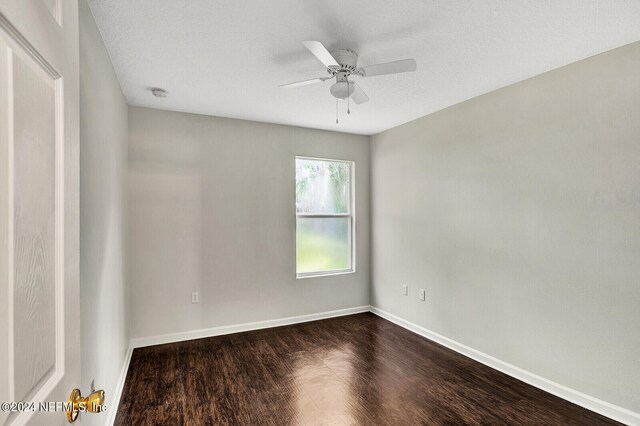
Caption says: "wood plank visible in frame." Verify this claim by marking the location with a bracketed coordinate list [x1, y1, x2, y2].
[116, 313, 620, 425]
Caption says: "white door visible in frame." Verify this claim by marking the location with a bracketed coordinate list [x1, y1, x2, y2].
[0, 0, 80, 425]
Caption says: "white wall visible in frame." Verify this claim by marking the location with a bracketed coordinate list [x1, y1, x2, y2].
[79, 1, 129, 423]
[371, 41, 640, 414]
[128, 107, 370, 339]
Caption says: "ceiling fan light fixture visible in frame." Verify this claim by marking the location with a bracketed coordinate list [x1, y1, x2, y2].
[330, 81, 354, 100]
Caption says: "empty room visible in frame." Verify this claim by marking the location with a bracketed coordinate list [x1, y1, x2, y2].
[0, 0, 639, 425]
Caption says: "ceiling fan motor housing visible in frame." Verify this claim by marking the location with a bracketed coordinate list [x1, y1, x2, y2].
[328, 49, 358, 73]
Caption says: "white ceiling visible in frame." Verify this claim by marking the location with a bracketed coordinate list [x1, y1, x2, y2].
[88, 0, 640, 135]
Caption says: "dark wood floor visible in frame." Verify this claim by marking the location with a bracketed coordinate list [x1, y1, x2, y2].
[115, 313, 618, 425]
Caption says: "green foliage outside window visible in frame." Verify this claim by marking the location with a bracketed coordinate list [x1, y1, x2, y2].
[295, 158, 352, 274]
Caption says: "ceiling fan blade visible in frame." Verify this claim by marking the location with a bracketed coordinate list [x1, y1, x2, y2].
[302, 41, 339, 68]
[351, 82, 369, 104]
[279, 77, 329, 88]
[360, 58, 417, 77]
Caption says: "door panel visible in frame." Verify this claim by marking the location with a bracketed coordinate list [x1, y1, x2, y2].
[0, 0, 79, 424]
[40, 0, 60, 24]
[12, 46, 57, 405]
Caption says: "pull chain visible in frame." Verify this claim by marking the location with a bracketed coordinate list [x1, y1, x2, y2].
[347, 81, 351, 114]
[336, 98, 339, 124]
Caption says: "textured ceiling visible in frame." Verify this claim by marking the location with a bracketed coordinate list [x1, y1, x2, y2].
[88, 0, 640, 135]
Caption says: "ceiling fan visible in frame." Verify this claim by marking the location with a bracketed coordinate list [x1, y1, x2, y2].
[280, 41, 417, 122]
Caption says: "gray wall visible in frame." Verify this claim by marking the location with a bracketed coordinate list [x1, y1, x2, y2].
[128, 107, 370, 339]
[371, 41, 640, 413]
[79, 1, 129, 423]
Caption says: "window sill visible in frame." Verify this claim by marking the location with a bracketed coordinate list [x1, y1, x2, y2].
[296, 269, 355, 279]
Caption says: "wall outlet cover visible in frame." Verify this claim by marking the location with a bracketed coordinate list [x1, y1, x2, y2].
[419, 289, 426, 301]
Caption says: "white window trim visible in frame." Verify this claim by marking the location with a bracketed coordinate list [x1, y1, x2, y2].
[295, 156, 355, 279]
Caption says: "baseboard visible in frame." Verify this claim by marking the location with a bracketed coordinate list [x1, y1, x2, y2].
[130, 305, 370, 349]
[106, 344, 133, 426]
[369, 306, 640, 426]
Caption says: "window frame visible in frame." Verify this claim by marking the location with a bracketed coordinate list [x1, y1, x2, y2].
[295, 156, 355, 279]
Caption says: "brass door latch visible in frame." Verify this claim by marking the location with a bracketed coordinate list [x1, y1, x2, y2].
[66, 388, 105, 423]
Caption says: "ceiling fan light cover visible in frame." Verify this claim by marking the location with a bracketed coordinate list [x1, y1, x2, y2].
[330, 81, 354, 99]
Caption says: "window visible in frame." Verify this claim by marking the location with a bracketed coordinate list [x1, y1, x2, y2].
[295, 157, 354, 278]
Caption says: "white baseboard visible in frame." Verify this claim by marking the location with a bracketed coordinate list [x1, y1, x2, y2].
[106, 344, 133, 426]
[369, 306, 639, 426]
[130, 305, 370, 349]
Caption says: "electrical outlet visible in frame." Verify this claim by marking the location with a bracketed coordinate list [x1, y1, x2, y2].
[402, 285, 408, 296]
[419, 289, 426, 301]
[191, 291, 199, 303]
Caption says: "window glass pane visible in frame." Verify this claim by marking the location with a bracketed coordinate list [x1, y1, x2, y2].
[296, 159, 349, 214]
[296, 217, 350, 273]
